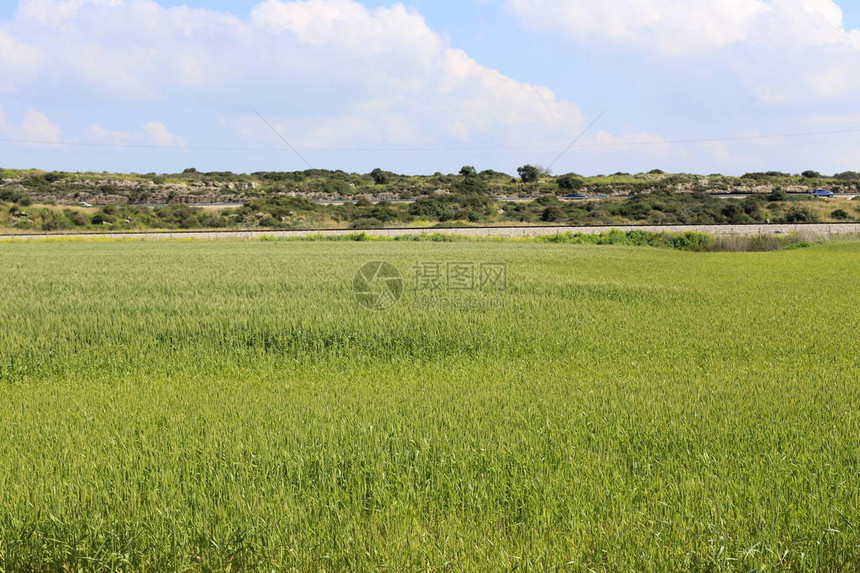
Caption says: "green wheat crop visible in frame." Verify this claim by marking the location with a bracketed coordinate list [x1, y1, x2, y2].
[0, 239, 858, 571]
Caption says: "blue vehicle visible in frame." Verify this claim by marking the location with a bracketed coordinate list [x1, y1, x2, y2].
[813, 189, 834, 198]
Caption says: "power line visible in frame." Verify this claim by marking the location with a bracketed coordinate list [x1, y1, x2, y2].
[1, 127, 860, 153]
[548, 108, 608, 170]
[254, 111, 314, 170]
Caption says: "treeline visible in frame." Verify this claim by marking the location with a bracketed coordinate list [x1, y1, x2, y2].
[3, 166, 860, 206]
[3, 189, 857, 232]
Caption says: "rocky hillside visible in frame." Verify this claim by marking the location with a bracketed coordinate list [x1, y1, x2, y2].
[1, 168, 858, 206]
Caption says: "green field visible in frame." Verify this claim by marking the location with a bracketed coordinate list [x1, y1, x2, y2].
[0, 239, 858, 571]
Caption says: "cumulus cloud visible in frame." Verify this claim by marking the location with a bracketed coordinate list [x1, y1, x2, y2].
[509, 0, 769, 56]
[508, 0, 860, 102]
[142, 121, 186, 147]
[0, 0, 587, 151]
[0, 106, 62, 143]
[0, 30, 43, 93]
[19, 109, 62, 142]
[88, 124, 133, 145]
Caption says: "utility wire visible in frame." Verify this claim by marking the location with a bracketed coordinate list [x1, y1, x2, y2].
[254, 111, 314, 170]
[547, 108, 608, 170]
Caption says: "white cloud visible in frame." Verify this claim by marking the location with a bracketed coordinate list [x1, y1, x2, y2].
[508, 0, 860, 103]
[0, 0, 588, 152]
[17, 0, 122, 27]
[88, 124, 133, 145]
[0, 30, 43, 93]
[142, 121, 186, 147]
[509, 0, 769, 56]
[19, 109, 62, 142]
[0, 106, 62, 143]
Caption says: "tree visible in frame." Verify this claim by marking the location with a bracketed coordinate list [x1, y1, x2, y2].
[557, 173, 584, 191]
[801, 170, 821, 179]
[459, 166, 478, 178]
[370, 168, 390, 185]
[834, 171, 860, 181]
[518, 165, 540, 183]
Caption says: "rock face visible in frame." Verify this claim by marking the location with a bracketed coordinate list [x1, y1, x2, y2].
[0, 177, 258, 205]
[0, 176, 399, 205]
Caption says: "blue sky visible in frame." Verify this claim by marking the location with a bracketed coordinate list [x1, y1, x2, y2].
[2, 0, 860, 176]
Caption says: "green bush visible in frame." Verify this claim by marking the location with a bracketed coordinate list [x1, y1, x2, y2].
[766, 188, 786, 201]
[0, 189, 31, 204]
[667, 232, 713, 251]
[370, 168, 390, 185]
[783, 206, 818, 223]
[557, 174, 584, 192]
[541, 206, 565, 222]
[834, 171, 860, 181]
[351, 217, 384, 230]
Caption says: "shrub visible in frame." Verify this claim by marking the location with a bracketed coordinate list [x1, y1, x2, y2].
[456, 176, 488, 195]
[0, 189, 31, 204]
[536, 195, 562, 207]
[351, 217, 383, 230]
[784, 206, 818, 223]
[833, 171, 860, 181]
[541, 206, 565, 222]
[745, 172, 791, 179]
[831, 209, 850, 220]
[767, 187, 788, 201]
[557, 174, 584, 191]
[370, 168, 390, 185]
[668, 232, 713, 252]
[721, 203, 752, 224]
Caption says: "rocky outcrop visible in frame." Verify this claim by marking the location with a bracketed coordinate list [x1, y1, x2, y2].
[2, 174, 857, 206]
[0, 177, 258, 205]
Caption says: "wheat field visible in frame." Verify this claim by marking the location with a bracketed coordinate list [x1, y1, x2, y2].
[0, 238, 858, 571]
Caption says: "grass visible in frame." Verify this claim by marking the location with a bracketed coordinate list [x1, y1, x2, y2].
[0, 239, 858, 571]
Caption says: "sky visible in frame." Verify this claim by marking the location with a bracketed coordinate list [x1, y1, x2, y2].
[2, 0, 860, 176]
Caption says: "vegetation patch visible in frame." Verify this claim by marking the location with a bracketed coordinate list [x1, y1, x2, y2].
[0, 239, 857, 570]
